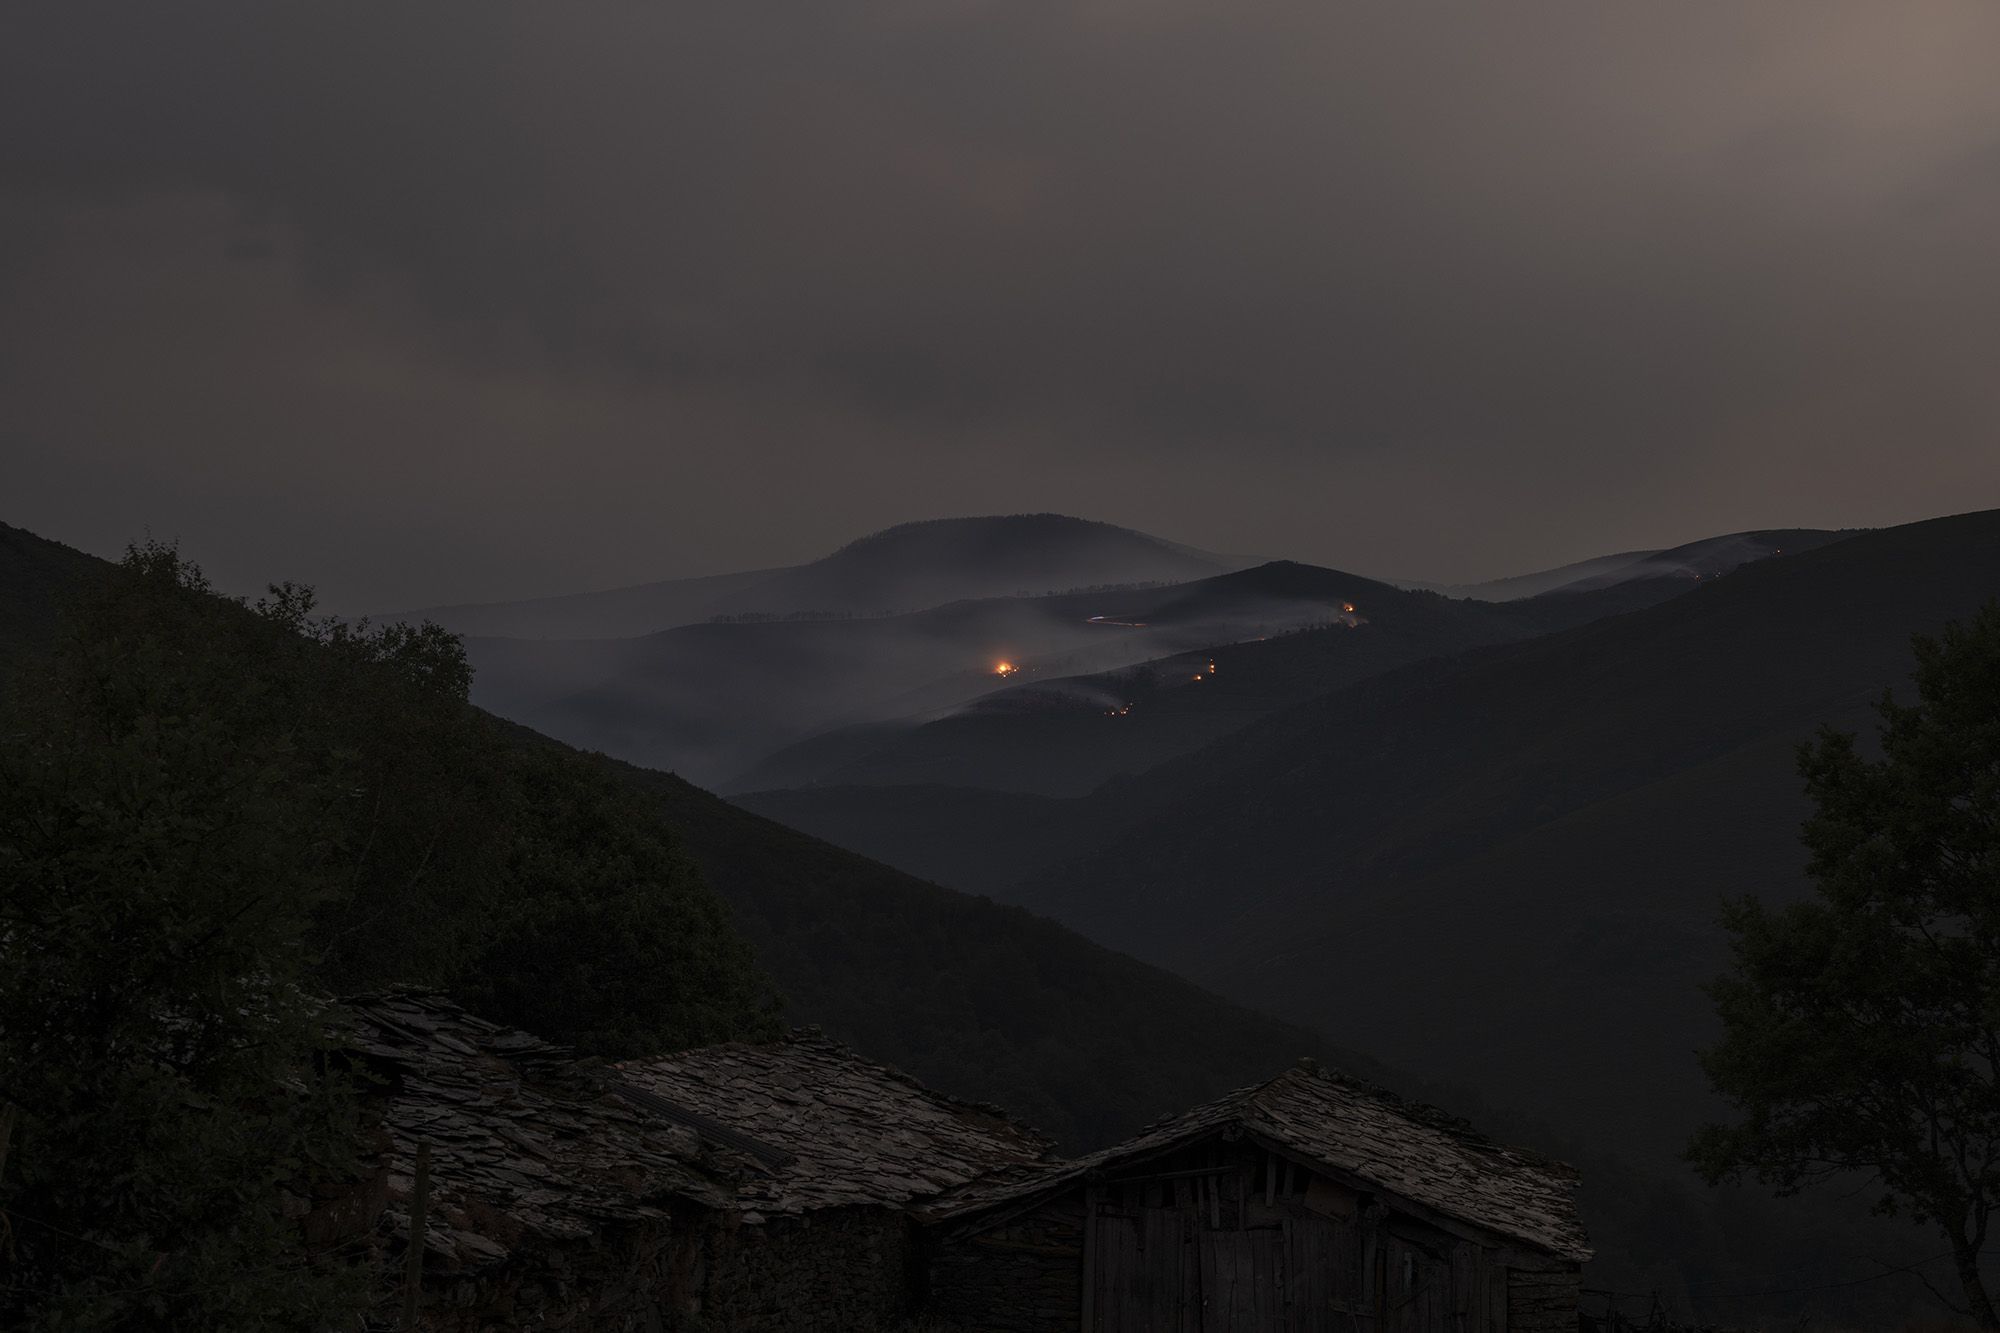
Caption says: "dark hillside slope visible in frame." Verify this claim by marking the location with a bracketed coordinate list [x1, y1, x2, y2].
[598, 752, 1363, 1149]
[1236, 729, 1829, 1157]
[730, 782, 1082, 904]
[1017, 509, 2000, 1153]
[0, 521, 101, 664]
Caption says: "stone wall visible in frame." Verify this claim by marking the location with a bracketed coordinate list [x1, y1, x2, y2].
[926, 1194, 1085, 1333]
[405, 1216, 688, 1332]
[1507, 1265, 1582, 1333]
[692, 1206, 917, 1332]
[403, 1206, 917, 1332]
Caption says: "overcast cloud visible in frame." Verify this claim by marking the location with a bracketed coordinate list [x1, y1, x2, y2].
[3, 2, 1998, 610]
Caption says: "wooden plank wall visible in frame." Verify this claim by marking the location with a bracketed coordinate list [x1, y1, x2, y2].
[1069, 1139, 1561, 1333]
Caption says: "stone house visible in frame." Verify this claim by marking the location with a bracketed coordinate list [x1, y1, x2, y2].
[920, 1061, 1591, 1333]
[328, 992, 1054, 1331]
[328, 995, 1585, 1332]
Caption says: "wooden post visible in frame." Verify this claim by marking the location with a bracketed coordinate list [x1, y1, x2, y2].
[1360, 1202, 1381, 1326]
[401, 1140, 431, 1330]
[0, 1103, 17, 1185]
[1080, 1182, 1100, 1332]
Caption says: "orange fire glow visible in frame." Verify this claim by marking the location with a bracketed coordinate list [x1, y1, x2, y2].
[994, 661, 1017, 676]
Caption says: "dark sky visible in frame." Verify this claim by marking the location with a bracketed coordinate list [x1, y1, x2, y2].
[4, 2, 1998, 612]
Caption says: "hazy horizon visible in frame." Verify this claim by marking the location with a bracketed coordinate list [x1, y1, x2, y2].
[3, 505, 1891, 618]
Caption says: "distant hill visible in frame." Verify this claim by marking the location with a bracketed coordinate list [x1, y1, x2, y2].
[396, 514, 1245, 639]
[413, 520, 1832, 790]
[735, 514, 1246, 616]
[727, 561, 1751, 797]
[1417, 528, 1844, 601]
[757, 510, 1999, 1168]
[466, 558, 1432, 787]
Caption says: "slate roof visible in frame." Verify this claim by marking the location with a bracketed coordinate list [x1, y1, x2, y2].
[340, 998, 1583, 1270]
[619, 1030, 1058, 1216]
[342, 992, 736, 1274]
[932, 1063, 1591, 1263]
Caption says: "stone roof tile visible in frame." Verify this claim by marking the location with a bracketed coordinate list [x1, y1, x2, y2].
[341, 992, 734, 1277]
[620, 1030, 1057, 1214]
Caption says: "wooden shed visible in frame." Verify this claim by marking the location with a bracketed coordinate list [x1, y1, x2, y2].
[922, 1061, 1591, 1333]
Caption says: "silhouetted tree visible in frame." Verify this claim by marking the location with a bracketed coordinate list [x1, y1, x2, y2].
[1692, 602, 2000, 1328]
[0, 542, 780, 1328]
[0, 546, 368, 1330]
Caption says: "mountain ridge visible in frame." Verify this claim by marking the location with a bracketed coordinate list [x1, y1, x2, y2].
[725, 534, 1846, 800]
[393, 513, 1245, 640]
[464, 555, 1458, 787]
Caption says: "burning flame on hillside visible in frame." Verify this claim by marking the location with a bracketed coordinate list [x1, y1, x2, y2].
[994, 661, 1018, 677]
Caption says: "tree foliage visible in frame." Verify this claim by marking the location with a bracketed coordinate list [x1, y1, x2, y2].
[1692, 601, 2000, 1326]
[0, 548, 368, 1329]
[0, 545, 779, 1329]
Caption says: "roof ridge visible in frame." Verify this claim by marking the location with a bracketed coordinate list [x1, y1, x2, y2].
[1278, 1062, 1582, 1182]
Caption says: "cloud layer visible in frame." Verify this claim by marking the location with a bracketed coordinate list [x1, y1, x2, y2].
[5, 2, 1998, 608]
